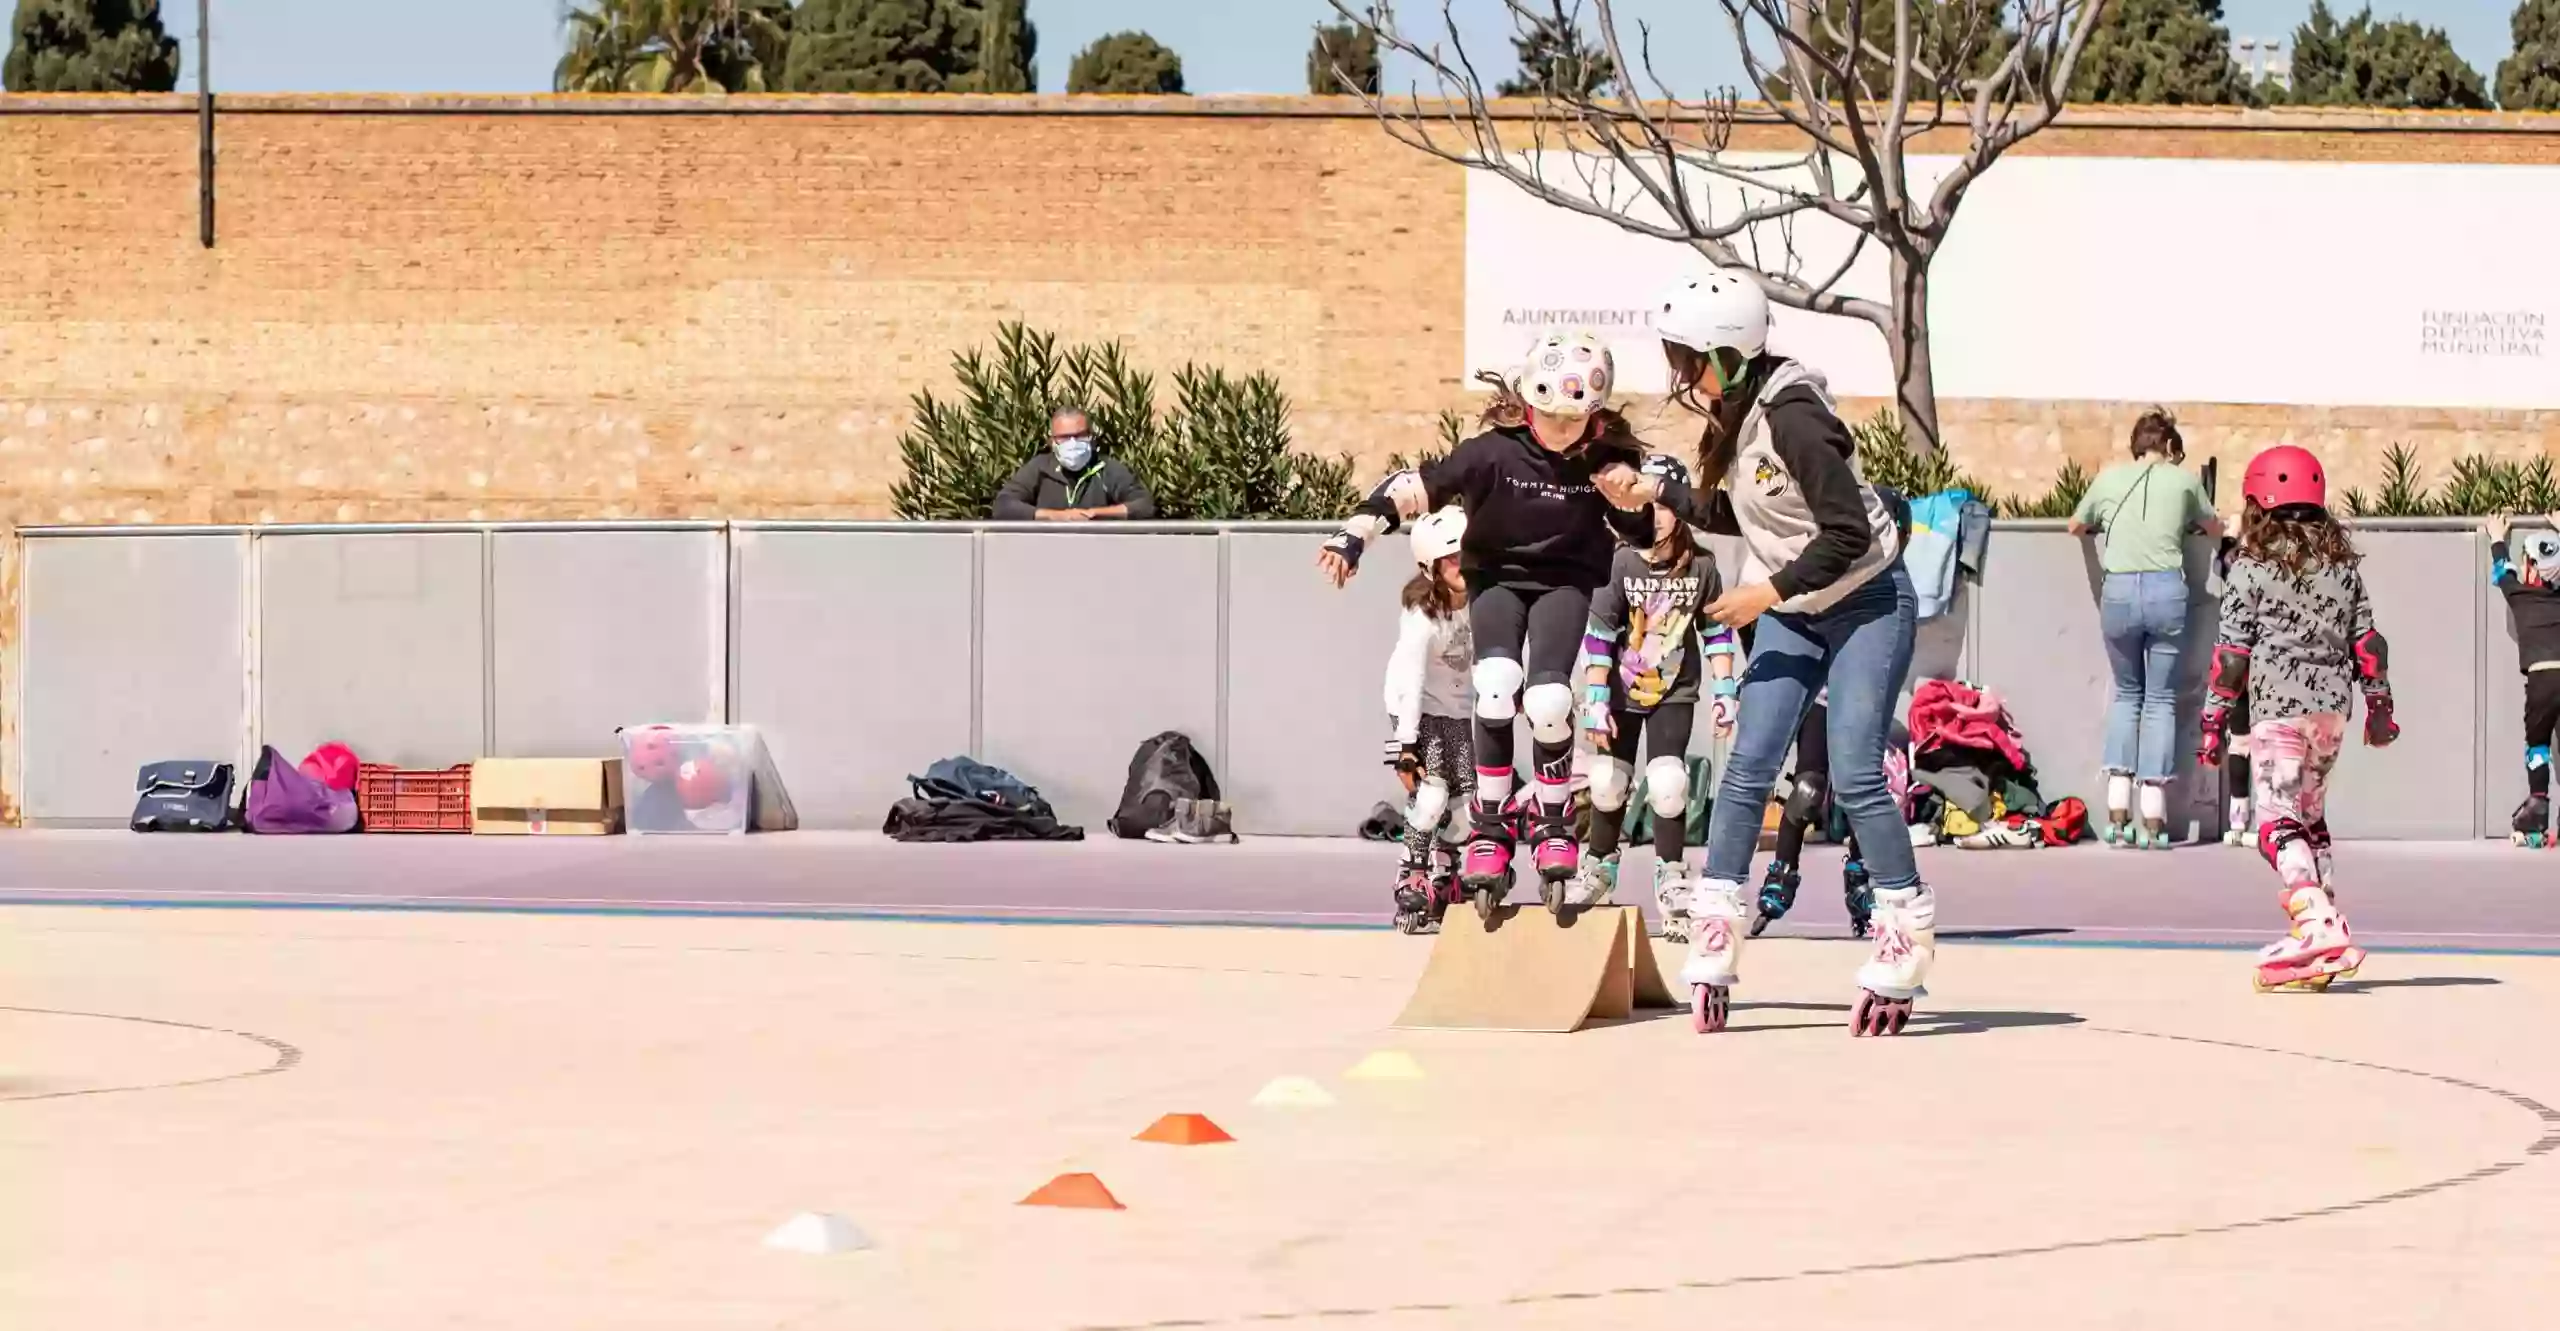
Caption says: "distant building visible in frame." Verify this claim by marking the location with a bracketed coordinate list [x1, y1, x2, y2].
[2234, 37, 2293, 92]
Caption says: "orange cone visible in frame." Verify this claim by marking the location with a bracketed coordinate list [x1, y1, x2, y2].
[1133, 1112, 1233, 1145]
[1018, 1172, 1125, 1210]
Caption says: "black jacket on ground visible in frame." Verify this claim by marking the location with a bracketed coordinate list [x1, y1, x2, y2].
[1361, 423, 1649, 592]
[993, 454, 1158, 520]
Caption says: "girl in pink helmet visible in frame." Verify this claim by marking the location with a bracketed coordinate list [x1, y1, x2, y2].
[2197, 445, 2400, 991]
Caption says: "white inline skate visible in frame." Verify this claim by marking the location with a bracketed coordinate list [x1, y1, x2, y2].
[1850, 884, 1937, 1037]
[1678, 879, 1749, 1032]
[2254, 885, 2364, 992]
[1572, 851, 1621, 907]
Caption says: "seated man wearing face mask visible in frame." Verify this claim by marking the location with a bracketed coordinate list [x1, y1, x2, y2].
[993, 407, 1158, 522]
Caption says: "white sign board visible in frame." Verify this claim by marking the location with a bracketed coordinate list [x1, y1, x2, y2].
[1467, 153, 2560, 409]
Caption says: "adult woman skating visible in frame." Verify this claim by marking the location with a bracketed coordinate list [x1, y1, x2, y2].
[1597, 270, 1931, 1037]
[1320, 329, 1649, 917]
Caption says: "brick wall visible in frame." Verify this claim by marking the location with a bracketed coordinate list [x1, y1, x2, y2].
[2, 95, 2557, 525]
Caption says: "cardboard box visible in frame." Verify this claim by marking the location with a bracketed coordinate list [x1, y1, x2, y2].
[470, 758, 624, 835]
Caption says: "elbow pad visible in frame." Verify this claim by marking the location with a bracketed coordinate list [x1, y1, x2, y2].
[1699, 626, 1738, 658]
[2353, 629, 2390, 690]
[2206, 643, 2252, 707]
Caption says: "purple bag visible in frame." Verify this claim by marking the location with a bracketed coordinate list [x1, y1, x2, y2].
[244, 745, 358, 834]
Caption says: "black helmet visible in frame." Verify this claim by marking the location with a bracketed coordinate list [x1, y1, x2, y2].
[1640, 453, 1692, 490]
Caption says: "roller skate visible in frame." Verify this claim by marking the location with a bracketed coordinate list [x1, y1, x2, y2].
[2221, 797, 2253, 847]
[1655, 862, 1694, 944]
[2137, 818, 2173, 850]
[1529, 812, 1580, 916]
[2254, 886, 2364, 992]
[1459, 818, 1515, 923]
[1749, 861, 1799, 939]
[2511, 794, 2553, 849]
[1678, 879, 1749, 1033]
[1391, 863, 1437, 935]
[2101, 813, 2135, 847]
[1842, 857, 1875, 940]
[1571, 851, 1620, 907]
[1850, 884, 1937, 1037]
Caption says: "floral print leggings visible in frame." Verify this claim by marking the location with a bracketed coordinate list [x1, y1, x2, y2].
[2250, 713, 2346, 893]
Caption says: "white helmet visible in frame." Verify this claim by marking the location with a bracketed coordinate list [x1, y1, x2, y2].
[1409, 506, 1467, 565]
[1517, 329, 1614, 419]
[1657, 268, 1770, 358]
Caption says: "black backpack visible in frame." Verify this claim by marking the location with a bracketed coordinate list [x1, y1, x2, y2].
[1107, 731, 1220, 839]
[131, 760, 238, 832]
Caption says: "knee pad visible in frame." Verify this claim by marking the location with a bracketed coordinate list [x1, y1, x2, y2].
[1472, 658, 1524, 723]
[1781, 769, 1829, 826]
[1644, 755, 1690, 820]
[1586, 756, 1634, 812]
[1405, 780, 1450, 835]
[2257, 816, 2318, 883]
[1522, 681, 1575, 744]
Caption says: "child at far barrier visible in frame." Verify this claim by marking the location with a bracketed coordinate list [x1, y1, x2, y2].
[2214, 533, 2257, 847]
[2483, 510, 2560, 848]
[1383, 507, 1477, 933]
[1571, 454, 1739, 936]
[2198, 446, 2399, 993]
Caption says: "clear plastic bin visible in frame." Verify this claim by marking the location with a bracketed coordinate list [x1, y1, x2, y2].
[619, 723, 753, 835]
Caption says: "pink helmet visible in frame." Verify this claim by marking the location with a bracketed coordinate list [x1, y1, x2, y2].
[2242, 446, 2327, 512]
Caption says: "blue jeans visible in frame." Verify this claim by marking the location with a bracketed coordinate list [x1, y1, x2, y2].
[1702, 565, 1920, 891]
[2099, 570, 2189, 783]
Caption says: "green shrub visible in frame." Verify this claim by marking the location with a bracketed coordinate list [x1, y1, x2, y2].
[1998, 458, 2093, 520]
[1852, 410, 1998, 511]
[889, 322, 1357, 521]
[1382, 410, 1468, 478]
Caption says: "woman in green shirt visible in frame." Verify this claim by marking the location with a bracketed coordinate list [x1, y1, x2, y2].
[2068, 409, 2221, 847]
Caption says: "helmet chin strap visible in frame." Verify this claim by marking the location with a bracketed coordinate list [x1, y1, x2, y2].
[1707, 347, 1750, 395]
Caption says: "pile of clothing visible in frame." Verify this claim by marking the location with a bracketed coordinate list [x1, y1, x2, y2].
[1904, 679, 2085, 849]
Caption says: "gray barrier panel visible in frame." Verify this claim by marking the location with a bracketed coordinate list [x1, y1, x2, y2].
[1224, 529, 1409, 836]
[979, 533, 1221, 832]
[731, 529, 975, 829]
[490, 530, 725, 757]
[257, 533, 487, 769]
[2322, 531, 2477, 840]
[21, 536, 246, 824]
[2480, 531, 2531, 840]
[1972, 532, 2222, 837]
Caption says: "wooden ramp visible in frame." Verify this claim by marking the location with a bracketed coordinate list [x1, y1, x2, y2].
[1394, 906, 1682, 1033]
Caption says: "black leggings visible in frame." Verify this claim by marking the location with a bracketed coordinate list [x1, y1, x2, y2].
[1466, 582, 1592, 829]
[2529, 672, 2560, 796]
[1587, 701, 1696, 864]
[1772, 701, 1859, 868]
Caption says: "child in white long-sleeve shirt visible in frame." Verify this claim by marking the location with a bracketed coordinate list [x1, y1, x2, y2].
[1385, 507, 1476, 934]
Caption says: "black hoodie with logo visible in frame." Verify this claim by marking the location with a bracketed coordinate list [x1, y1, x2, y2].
[1360, 424, 1650, 592]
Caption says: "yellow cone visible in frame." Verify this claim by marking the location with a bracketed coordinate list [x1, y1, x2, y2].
[1344, 1050, 1424, 1081]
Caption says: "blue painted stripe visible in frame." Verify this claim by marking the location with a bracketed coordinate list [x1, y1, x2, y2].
[7, 894, 2560, 957]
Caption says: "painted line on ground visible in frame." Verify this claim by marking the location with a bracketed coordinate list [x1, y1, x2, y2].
[6, 893, 2560, 956]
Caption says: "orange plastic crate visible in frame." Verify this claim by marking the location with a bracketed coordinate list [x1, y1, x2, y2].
[355, 763, 474, 833]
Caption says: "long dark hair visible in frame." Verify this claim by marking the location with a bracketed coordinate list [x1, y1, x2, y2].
[1401, 559, 1465, 620]
[1645, 507, 1697, 578]
[2239, 499, 2361, 579]
[1662, 342, 1769, 491]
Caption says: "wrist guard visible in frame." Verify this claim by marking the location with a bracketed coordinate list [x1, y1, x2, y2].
[2200, 643, 2250, 766]
[1709, 675, 1740, 699]
[1578, 681, 1612, 732]
[1321, 529, 1365, 569]
[2363, 690, 2399, 747]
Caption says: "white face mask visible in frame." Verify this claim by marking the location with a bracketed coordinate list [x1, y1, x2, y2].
[1053, 433, 1095, 472]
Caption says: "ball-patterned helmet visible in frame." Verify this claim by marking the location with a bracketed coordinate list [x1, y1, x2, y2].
[1517, 329, 1615, 420]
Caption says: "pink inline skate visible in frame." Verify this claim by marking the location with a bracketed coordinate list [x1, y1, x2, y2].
[2255, 885, 2365, 992]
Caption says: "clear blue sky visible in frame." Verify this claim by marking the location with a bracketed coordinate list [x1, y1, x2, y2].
[8, 2, 2526, 97]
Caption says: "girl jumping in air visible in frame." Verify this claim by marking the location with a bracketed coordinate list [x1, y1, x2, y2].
[2197, 446, 2399, 992]
[1382, 506, 1476, 933]
[1320, 329, 1650, 919]
[1573, 454, 1739, 936]
[1600, 270, 1927, 1037]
